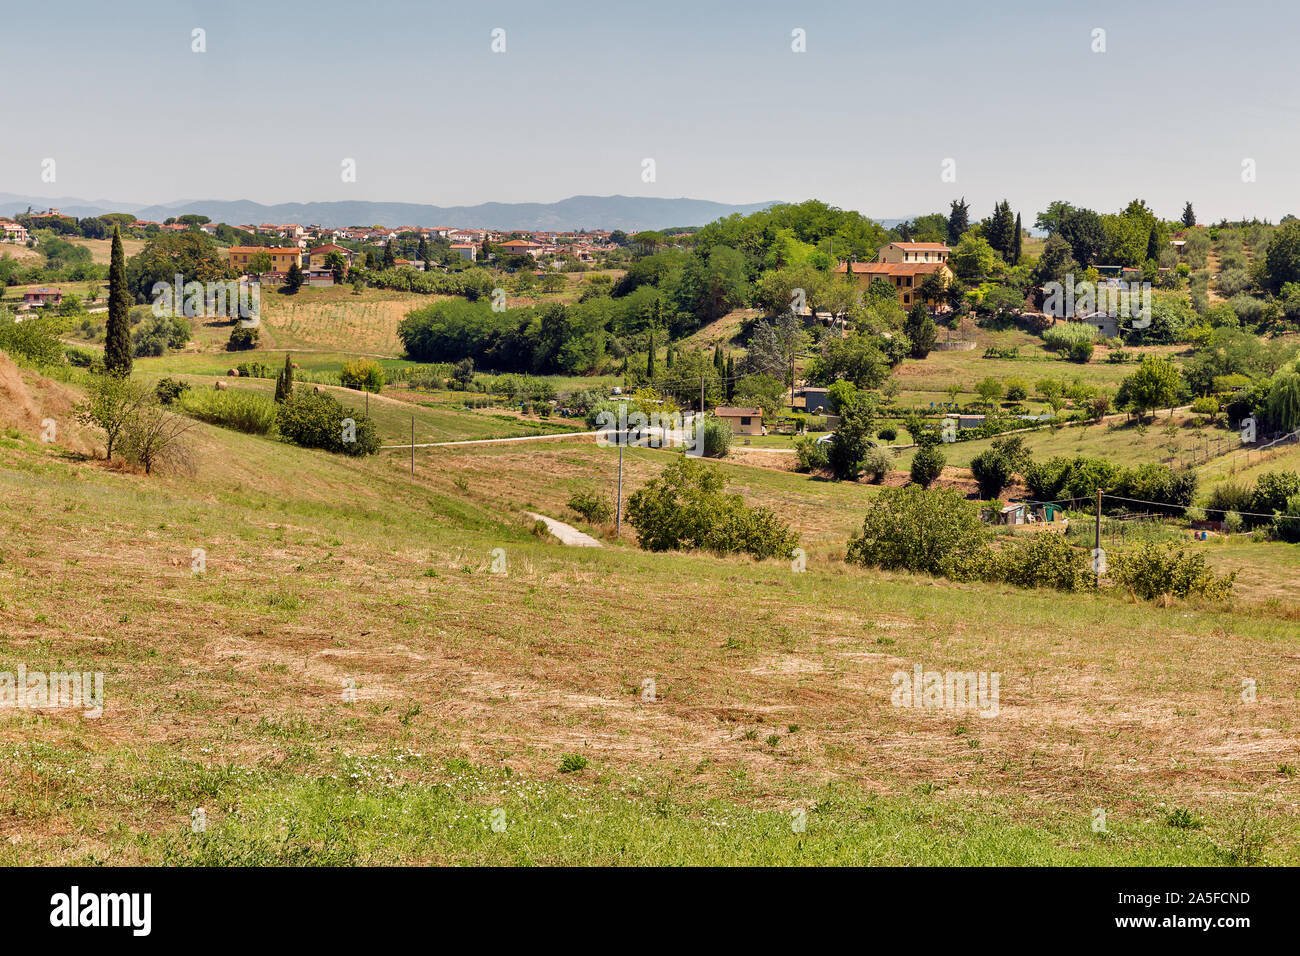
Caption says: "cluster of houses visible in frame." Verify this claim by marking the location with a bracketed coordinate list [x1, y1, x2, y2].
[0, 218, 29, 243]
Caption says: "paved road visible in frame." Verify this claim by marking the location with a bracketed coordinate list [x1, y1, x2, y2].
[525, 512, 603, 547]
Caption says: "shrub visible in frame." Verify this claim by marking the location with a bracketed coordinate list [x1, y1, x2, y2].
[877, 426, 897, 442]
[626, 456, 798, 559]
[697, 414, 732, 458]
[64, 344, 100, 368]
[970, 448, 1014, 499]
[909, 443, 946, 487]
[793, 435, 828, 473]
[155, 377, 189, 405]
[1067, 339, 1094, 363]
[340, 357, 385, 392]
[846, 486, 989, 578]
[567, 490, 613, 524]
[276, 387, 379, 455]
[1107, 542, 1236, 601]
[0, 308, 66, 366]
[558, 754, 589, 774]
[1205, 481, 1254, 523]
[226, 325, 259, 351]
[827, 395, 876, 480]
[1252, 471, 1300, 518]
[179, 387, 277, 435]
[1041, 322, 1097, 352]
[862, 446, 894, 482]
[992, 533, 1093, 591]
[1273, 493, 1300, 543]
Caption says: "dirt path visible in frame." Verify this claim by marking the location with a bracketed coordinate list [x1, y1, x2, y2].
[524, 512, 603, 547]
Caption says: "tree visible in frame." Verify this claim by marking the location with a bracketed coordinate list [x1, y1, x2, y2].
[274, 353, 294, 403]
[975, 376, 1004, 407]
[325, 251, 347, 284]
[1034, 201, 1074, 236]
[284, 260, 304, 293]
[1119, 354, 1182, 420]
[248, 250, 273, 274]
[1260, 219, 1300, 294]
[947, 198, 970, 246]
[1058, 208, 1106, 267]
[910, 444, 946, 488]
[1181, 202, 1196, 228]
[122, 399, 196, 475]
[1012, 212, 1023, 263]
[626, 456, 798, 559]
[75, 374, 150, 460]
[104, 226, 132, 376]
[846, 486, 989, 578]
[383, 240, 396, 270]
[1032, 234, 1076, 290]
[903, 303, 937, 358]
[827, 394, 877, 480]
[646, 327, 656, 379]
[985, 200, 1016, 262]
[951, 234, 998, 283]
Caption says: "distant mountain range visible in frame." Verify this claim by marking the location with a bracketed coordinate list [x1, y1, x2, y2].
[0, 193, 785, 232]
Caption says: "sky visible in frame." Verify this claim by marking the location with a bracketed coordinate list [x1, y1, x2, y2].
[3, 0, 1299, 224]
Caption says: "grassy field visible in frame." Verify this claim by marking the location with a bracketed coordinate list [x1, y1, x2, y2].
[2, 356, 1298, 865]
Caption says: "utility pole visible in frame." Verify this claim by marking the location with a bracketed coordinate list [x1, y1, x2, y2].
[410, 415, 414, 476]
[1094, 488, 1102, 587]
[700, 375, 705, 415]
[615, 439, 624, 538]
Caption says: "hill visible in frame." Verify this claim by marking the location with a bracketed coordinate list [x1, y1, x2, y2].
[0, 357, 1297, 864]
[0, 193, 781, 232]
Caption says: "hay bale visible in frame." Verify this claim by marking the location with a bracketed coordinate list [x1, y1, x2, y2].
[215, 380, 229, 391]
[226, 368, 239, 377]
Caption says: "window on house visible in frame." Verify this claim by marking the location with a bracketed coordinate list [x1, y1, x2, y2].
[740, 417, 751, 425]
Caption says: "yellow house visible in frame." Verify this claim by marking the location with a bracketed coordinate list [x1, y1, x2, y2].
[877, 241, 950, 265]
[227, 246, 302, 273]
[835, 260, 954, 308]
[714, 406, 764, 436]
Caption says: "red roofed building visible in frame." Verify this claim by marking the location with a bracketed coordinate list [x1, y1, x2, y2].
[835, 260, 953, 308]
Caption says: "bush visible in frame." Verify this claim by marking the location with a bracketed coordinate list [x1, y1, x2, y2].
[626, 456, 799, 559]
[862, 446, 894, 482]
[910, 444, 946, 487]
[992, 533, 1093, 592]
[1252, 471, 1300, 519]
[340, 357, 386, 392]
[1067, 339, 1094, 363]
[793, 435, 828, 473]
[1205, 481, 1254, 523]
[1041, 322, 1097, 352]
[970, 448, 1014, 499]
[0, 308, 66, 366]
[877, 426, 897, 442]
[276, 387, 380, 455]
[1273, 494, 1300, 543]
[567, 491, 613, 524]
[64, 344, 100, 368]
[155, 377, 189, 405]
[846, 486, 989, 578]
[697, 414, 732, 458]
[1107, 542, 1236, 601]
[179, 387, 277, 435]
[226, 325, 259, 351]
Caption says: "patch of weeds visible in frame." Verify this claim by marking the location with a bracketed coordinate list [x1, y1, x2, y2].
[557, 753, 588, 774]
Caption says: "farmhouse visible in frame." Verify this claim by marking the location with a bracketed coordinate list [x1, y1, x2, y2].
[22, 288, 63, 308]
[227, 246, 303, 273]
[497, 238, 544, 259]
[714, 406, 764, 436]
[450, 242, 477, 261]
[835, 260, 954, 307]
[307, 244, 353, 271]
[877, 241, 950, 264]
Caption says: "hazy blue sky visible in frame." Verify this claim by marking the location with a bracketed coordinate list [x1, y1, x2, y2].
[4, 0, 1298, 223]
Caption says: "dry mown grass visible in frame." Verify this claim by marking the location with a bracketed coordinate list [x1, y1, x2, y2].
[0, 366, 1297, 863]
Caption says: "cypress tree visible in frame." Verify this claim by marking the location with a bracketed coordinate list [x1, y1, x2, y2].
[383, 239, 395, 269]
[285, 260, 303, 293]
[1012, 213, 1023, 263]
[713, 343, 724, 373]
[274, 353, 294, 402]
[1181, 202, 1196, 228]
[666, 343, 674, 370]
[647, 328, 656, 379]
[725, 354, 735, 400]
[104, 225, 132, 376]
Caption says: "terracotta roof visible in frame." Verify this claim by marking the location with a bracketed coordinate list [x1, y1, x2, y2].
[837, 261, 947, 276]
[227, 246, 299, 254]
[888, 241, 950, 251]
[714, 406, 762, 418]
